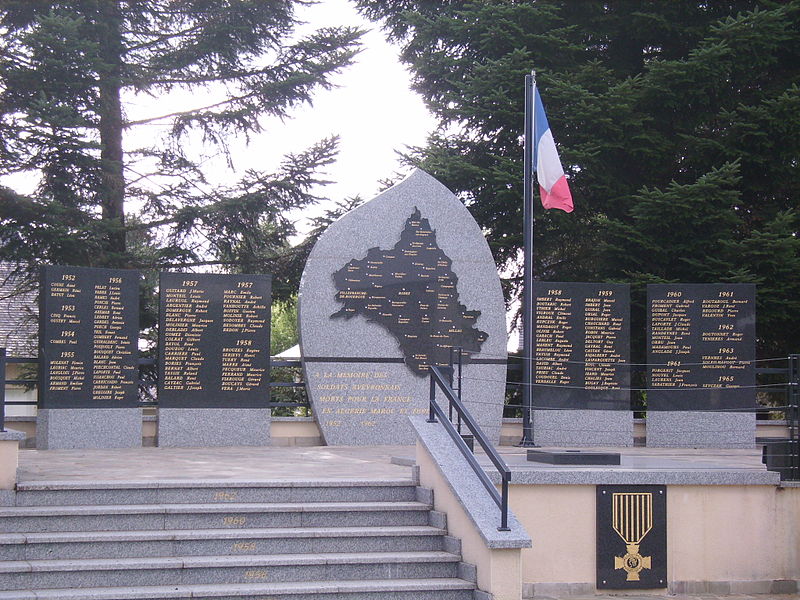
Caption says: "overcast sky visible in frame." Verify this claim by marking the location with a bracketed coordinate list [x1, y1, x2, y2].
[2, 0, 437, 237]
[126, 0, 437, 236]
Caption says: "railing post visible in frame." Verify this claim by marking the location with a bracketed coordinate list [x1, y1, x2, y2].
[447, 349, 454, 422]
[456, 347, 463, 434]
[427, 370, 437, 423]
[498, 473, 510, 531]
[0, 348, 6, 432]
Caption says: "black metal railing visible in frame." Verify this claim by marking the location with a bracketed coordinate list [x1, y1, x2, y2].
[504, 353, 800, 481]
[427, 364, 511, 531]
[790, 354, 800, 480]
[0, 350, 310, 431]
[766, 354, 799, 481]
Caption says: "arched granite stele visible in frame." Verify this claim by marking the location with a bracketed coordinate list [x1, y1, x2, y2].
[299, 169, 507, 445]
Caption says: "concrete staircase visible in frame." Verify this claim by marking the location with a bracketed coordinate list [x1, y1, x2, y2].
[0, 479, 479, 599]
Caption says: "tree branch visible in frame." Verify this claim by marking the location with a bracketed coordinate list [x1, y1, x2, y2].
[125, 93, 249, 126]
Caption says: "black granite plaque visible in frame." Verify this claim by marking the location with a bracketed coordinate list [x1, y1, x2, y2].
[597, 485, 667, 589]
[158, 273, 271, 408]
[330, 207, 488, 376]
[647, 284, 756, 411]
[532, 282, 630, 409]
[39, 265, 139, 409]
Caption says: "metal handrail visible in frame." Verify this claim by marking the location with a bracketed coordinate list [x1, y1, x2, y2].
[788, 354, 799, 480]
[0, 351, 310, 428]
[427, 365, 511, 531]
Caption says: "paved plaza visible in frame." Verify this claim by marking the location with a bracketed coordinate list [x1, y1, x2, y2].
[13, 444, 798, 600]
[16, 444, 779, 483]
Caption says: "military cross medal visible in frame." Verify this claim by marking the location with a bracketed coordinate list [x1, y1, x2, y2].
[612, 492, 653, 581]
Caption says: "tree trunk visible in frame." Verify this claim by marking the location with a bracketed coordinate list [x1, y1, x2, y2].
[97, 0, 126, 264]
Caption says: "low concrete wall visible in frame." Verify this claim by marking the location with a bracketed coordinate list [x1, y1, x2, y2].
[509, 483, 800, 597]
[0, 429, 25, 489]
[411, 417, 531, 600]
[271, 417, 323, 446]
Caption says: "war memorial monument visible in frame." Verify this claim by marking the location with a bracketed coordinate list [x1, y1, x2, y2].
[0, 169, 795, 600]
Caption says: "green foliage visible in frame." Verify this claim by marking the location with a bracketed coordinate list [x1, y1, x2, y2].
[269, 294, 305, 416]
[270, 295, 298, 356]
[0, 1, 363, 304]
[356, 0, 800, 358]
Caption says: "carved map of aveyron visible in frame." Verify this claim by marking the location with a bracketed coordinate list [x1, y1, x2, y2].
[331, 208, 488, 376]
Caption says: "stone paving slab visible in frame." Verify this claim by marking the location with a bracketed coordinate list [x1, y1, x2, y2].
[17, 444, 780, 484]
[17, 446, 414, 483]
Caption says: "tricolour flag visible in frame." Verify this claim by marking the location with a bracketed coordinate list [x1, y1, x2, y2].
[533, 84, 573, 212]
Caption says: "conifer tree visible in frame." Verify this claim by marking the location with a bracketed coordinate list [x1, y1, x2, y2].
[356, 0, 800, 357]
[0, 1, 362, 301]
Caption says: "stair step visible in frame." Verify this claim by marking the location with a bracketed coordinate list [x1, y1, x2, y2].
[0, 526, 448, 560]
[0, 551, 462, 590]
[0, 479, 479, 598]
[0, 501, 431, 532]
[14, 480, 418, 506]
[0, 577, 476, 599]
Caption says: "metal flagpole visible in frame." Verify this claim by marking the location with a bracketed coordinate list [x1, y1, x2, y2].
[520, 71, 536, 447]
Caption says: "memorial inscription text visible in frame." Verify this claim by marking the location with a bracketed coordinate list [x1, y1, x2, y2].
[39, 266, 139, 408]
[158, 273, 271, 408]
[647, 284, 755, 410]
[533, 282, 630, 409]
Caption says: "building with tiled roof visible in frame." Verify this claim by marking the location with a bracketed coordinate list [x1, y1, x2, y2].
[0, 263, 38, 423]
[0, 262, 37, 357]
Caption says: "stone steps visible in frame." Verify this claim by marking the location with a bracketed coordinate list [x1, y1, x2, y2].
[13, 480, 418, 506]
[0, 550, 463, 590]
[0, 480, 479, 599]
[0, 525, 449, 560]
[0, 577, 477, 600]
[0, 501, 432, 532]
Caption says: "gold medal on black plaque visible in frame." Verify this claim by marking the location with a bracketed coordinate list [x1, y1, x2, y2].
[612, 492, 652, 580]
[597, 485, 666, 589]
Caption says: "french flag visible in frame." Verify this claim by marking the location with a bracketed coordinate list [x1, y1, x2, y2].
[533, 85, 573, 213]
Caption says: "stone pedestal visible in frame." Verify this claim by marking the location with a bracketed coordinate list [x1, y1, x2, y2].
[646, 411, 755, 448]
[37, 408, 142, 449]
[158, 408, 271, 447]
[532, 410, 633, 447]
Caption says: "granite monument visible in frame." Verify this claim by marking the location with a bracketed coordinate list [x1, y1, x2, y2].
[158, 272, 272, 447]
[299, 169, 507, 445]
[38, 265, 141, 449]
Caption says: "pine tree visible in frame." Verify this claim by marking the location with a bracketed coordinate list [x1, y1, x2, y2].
[0, 1, 363, 301]
[356, 0, 800, 357]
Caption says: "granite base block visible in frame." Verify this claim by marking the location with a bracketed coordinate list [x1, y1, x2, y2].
[647, 411, 755, 448]
[532, 410, 633, 447]
[158, 408, 270, 447]
[37, 408, 142, 450]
